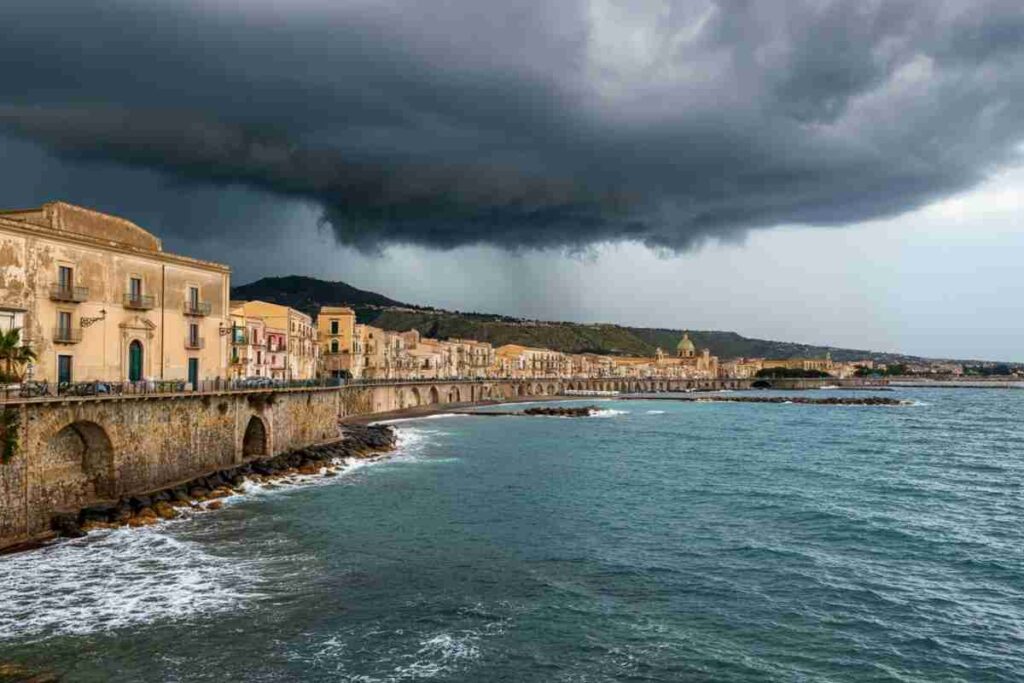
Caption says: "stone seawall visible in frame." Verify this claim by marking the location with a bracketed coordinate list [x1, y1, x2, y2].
[0, 388, 342, 550]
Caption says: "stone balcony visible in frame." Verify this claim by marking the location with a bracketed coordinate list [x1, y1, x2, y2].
[49, 284, 89, 303]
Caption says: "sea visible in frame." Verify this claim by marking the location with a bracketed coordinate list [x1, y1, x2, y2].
[1, 388, 1023, 682]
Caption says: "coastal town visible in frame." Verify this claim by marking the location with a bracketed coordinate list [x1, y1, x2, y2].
[0, 202, 971, 391]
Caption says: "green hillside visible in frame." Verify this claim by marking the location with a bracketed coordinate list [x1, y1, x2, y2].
[232, 276, 931, 363]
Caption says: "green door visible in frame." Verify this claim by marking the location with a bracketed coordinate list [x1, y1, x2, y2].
[188, 358, 199, 389]
[57, 355, 72, 384]
[128, 340, 143, 382]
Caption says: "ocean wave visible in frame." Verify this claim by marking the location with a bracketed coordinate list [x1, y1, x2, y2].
[372, 413, 462, 425]
[394, 632, 482, 679]
[0, 528, 262, 642]
[590, 409, 630, 418]
[645, 410, 666, 415]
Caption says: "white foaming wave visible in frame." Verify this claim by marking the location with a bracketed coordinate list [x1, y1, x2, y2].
[390, 632, 482, 680]
[645, 410, 666, 414]
[372, 413, 462, 425]
[0, 528, 262, 642]
[590, 409, 630, 418]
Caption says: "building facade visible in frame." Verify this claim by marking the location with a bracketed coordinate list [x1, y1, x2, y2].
[233, 300, 318, 380]
[0, 202, 229, 386]
[317, 306, 360, 378]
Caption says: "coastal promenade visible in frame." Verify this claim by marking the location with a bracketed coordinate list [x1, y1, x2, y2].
[0, 376, 881, 551]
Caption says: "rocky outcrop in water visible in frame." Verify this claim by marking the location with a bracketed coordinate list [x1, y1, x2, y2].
[49, 425, 397, 541]
[522, 406, 599, 417]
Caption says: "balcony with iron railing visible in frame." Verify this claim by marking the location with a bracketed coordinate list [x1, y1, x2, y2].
[53, 327, 82, 344]
[185, 336, 205, 350]
[123, 292, 156, 310]
[49, 284, 89, 303]
[183, 301, 212, 316]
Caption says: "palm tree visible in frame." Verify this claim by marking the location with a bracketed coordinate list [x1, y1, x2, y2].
[0, 328, 36, 383]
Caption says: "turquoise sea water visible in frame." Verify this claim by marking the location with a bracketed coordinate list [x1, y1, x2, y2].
[2, 389, 1023, 681]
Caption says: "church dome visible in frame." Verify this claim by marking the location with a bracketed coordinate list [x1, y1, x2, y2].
[677, 332, 696, 357]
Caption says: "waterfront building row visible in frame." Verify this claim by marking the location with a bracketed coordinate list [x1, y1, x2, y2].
[0, 201, 890, 388]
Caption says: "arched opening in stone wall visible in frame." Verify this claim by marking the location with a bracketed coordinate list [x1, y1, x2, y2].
[243, 416, 268, 458]
[429, 386, 440, 404]
[547, 384, 556, 395]
[48, 421, 116, 499]
[411, 387, 422, 406]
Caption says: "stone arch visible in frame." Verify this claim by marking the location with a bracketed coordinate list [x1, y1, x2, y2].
[448, 386, 460, 403]
[48, 421, 116, 499]
[547, 384, 556, 395]
[752, 379, 772, 389]
[243, 415, 269, 458]
[411, 387, 423, 406]
[429, 386, 440, 404]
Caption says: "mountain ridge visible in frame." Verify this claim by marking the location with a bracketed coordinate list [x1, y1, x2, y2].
[230, 275, 975, 364]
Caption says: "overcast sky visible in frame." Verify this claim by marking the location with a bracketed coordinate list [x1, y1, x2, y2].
[1, 1, 1022, 360]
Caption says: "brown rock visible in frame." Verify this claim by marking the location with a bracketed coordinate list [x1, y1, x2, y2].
[189, 487, 210, 501]
[206, 500, 223, 511]
[136, 507, 158, 520]
[152, 501, 179, 520]
[127, 516, 158, 528]
[297, 463, 321, 475]
[207, 487, 233, 499]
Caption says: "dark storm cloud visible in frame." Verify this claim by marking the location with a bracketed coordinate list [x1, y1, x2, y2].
[0, 0, 1022, 251]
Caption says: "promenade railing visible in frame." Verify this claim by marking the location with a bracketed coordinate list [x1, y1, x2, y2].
[0, 377, 349, 402]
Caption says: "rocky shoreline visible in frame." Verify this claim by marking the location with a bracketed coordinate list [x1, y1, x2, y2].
[48, 424, 398, 542]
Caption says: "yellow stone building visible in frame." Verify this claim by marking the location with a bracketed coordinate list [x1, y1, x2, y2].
[0, 202, 229, 386]
[232, 300, 318, 380]
[316, 306, 360, 378]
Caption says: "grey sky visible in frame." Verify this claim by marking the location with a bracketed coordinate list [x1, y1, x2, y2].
[0, 1, 1022, 360]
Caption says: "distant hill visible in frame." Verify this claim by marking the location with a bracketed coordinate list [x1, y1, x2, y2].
[231, 275, 410, 313]
[230, 276, 943, 363]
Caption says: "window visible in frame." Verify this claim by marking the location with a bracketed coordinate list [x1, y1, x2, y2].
[188, 286, 199, 307]
[330, 320, 339, 335]
[58, 266, 73, 289]
[330, 339, 339, 353]
[0, 310, 23, 334]
[58, 311, 72, 331]
[189, 323, 199, 347]
[130, 277, 142, 300]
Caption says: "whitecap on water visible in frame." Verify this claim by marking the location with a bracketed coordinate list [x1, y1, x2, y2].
[645, 410, 666, 415]
[590, 409, 630, 418]
[0, 527, 262, 642]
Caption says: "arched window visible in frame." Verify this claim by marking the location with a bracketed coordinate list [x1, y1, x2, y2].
[331, 339, 339, 353]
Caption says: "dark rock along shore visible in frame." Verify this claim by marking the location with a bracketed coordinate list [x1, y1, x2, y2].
[48, 424, 397, 542]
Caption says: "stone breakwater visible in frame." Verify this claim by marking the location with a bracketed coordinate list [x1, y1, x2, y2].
[46, 425, 397, 542]
[626, 396, 908, 406]
[460, 406, 601, 418]
[522, 406, 600, 417]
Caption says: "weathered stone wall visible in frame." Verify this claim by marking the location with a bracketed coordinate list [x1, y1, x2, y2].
[0, 387, 345, 549]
